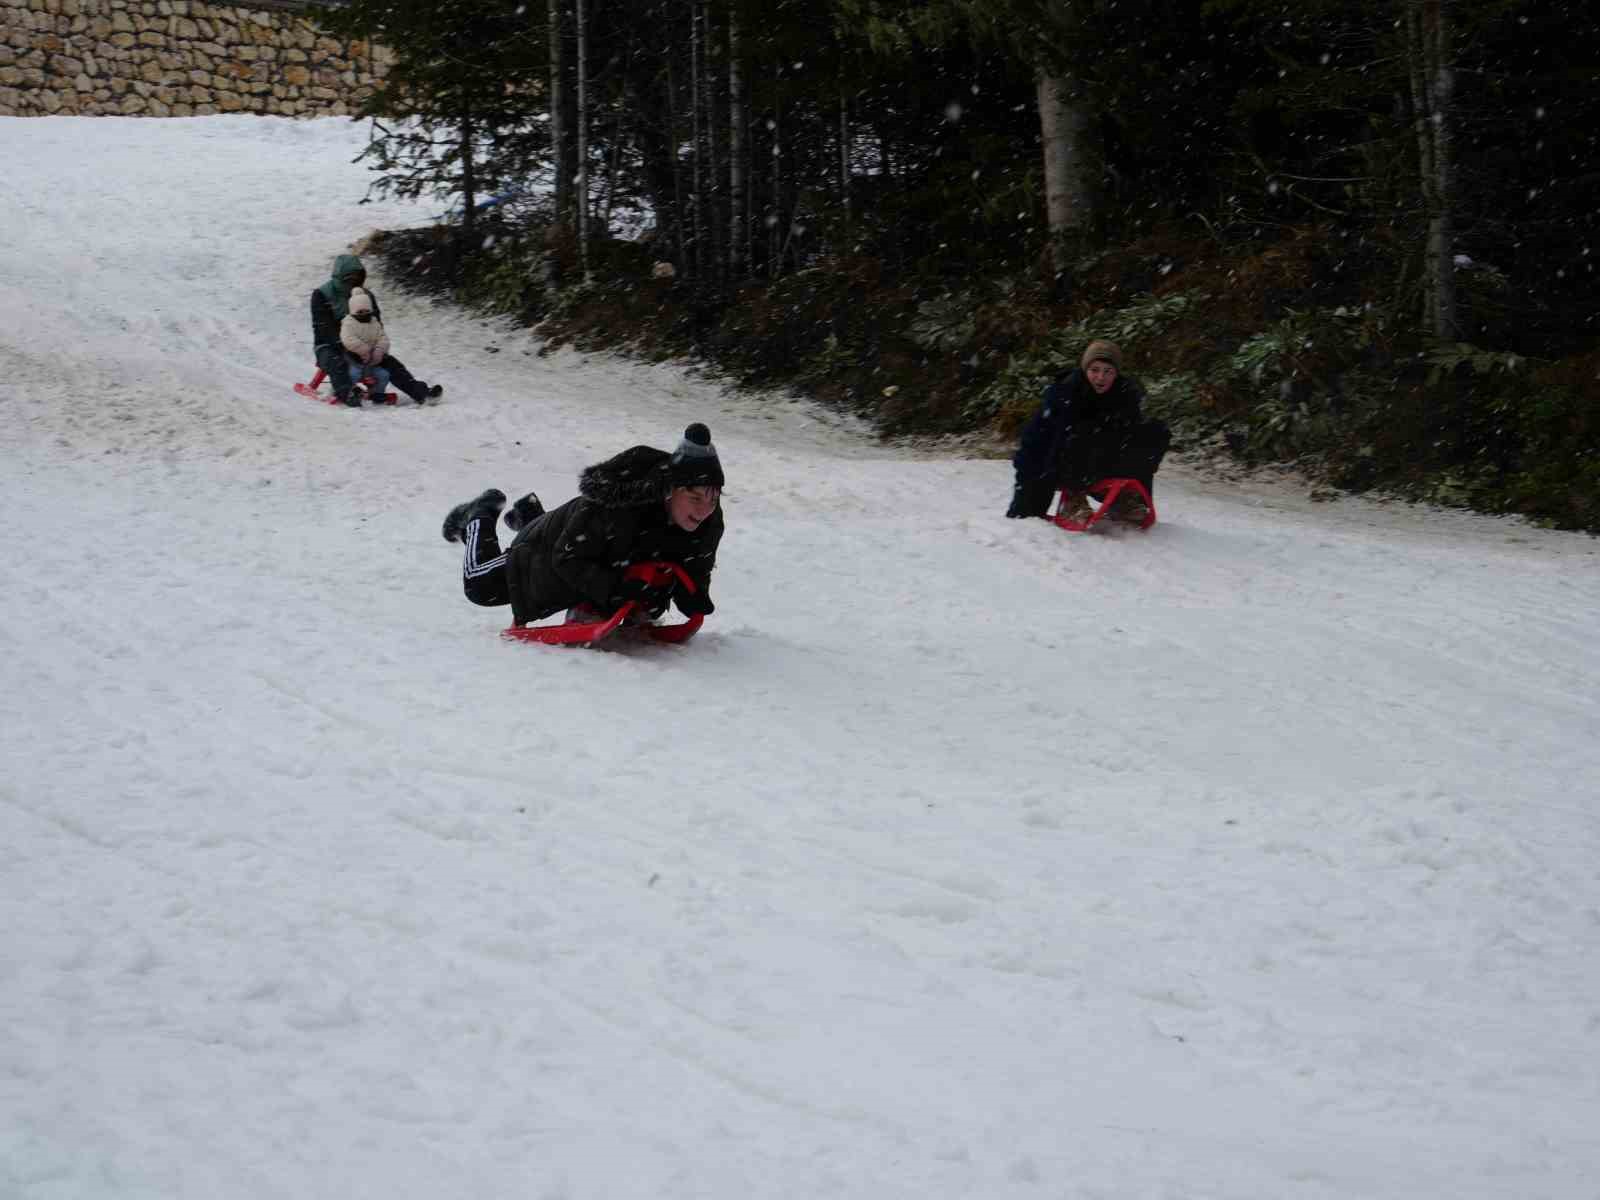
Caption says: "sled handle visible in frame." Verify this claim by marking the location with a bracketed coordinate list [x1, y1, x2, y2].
[620, 561, 702, 640]
[621, 560, 698, 595]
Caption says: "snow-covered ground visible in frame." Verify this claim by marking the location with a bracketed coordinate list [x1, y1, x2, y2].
[2, 115, 1598, 1200]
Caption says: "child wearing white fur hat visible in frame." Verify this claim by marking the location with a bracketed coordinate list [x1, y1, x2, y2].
[340, 288, 392, 402]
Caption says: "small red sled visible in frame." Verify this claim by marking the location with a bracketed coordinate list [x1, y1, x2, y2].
[293, 366, 398, 406]
[501, 561, 706, 648]
[1052, 477, 1158, 532]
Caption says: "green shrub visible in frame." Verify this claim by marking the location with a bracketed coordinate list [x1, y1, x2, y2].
[972, 291, 1207, 427]
[908, 291, 982, 353]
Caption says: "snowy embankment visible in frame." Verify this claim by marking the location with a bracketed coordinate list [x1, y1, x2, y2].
[2, 115, 1597, 1199]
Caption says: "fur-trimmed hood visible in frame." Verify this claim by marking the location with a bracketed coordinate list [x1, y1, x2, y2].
[577, 445, 673, 508]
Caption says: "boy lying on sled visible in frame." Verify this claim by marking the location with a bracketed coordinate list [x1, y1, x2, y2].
[442, 424, 724, 637]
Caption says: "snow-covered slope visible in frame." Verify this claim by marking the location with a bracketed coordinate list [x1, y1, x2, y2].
[3, 115, 1597, 1200]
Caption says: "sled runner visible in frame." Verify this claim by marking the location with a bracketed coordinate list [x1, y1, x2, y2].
[294, 367, 397, 406]
[1052, 477, 1157, 532]
[501, 561, 706, 648]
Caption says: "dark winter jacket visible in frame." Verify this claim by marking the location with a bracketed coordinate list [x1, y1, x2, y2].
[310, 254, 382, 352]
[504, 445, 724, 626]
[1012, 367, 1149, 490]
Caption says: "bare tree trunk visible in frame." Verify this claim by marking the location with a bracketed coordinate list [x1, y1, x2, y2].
[702, 0, 722, 283]
[548, 0, 569, 221]
[575, 0, 590, 279]
[603, 21, 631, 231]
[728, 9, 747, 278]
[769, 77, 782, 277]
[690, 0, 705, 280]
[1035, 72, 1093, 274]
[838, 85, 850, 226]
[666, 27, 687, 276]
[602, 122, 622, 229]
[458, 104, 477, 235]
[1404, 0, 1457, 339]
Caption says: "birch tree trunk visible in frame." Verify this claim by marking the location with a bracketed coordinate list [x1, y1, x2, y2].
[728, 10, 746, 278]
[1035, 71, 1093, 274]
[1404, 0, 1457, 339]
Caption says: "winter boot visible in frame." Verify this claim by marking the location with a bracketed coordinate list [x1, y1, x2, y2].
[1106, 490, 1150, 524]
[419, 383, 444, 404]
[504, 491, 545, 532]
[341, 386, 364, 408]
[1057, 491, 1092, 525]
[442, 488, 507, 543]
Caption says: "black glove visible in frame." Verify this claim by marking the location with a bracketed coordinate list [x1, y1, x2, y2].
[615, 575, 674, 617]
[674, 588, 715, 617]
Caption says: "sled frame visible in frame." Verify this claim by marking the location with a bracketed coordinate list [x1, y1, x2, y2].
[501, 562, 705, 647]
[1052, 477, 1157, 532]
[295, 366, 397, 406]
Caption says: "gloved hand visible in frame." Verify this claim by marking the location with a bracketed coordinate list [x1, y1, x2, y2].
[615, 575, 675, 618]
[673, 588, 714, 617]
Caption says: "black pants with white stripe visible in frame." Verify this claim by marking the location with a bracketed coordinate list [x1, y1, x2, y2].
[460, 516, 512, 607]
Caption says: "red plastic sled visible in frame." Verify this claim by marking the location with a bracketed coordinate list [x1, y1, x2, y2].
[294, 367, 397, 406]
[501, 562, 706, 647]
[1052, 477, 1157, 532]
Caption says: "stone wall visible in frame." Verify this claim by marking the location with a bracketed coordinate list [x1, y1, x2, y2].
[0, 0, 389, 117]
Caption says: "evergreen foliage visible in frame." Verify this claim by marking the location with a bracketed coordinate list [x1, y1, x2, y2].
[324, 0, 1598, 531]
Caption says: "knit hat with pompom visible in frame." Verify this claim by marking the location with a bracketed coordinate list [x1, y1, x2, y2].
[669, 423, 724, 489]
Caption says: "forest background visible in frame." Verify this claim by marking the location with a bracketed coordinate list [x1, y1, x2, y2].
[313, 0, 1600, 531]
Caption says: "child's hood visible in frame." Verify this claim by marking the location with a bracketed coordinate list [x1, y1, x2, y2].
[578, 445, 672, 508]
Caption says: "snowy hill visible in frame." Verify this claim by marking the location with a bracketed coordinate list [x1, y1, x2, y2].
[2, 115, 1598, 1199]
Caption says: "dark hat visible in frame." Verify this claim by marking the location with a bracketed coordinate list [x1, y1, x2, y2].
[1080, 339, 1123, 372]
[669, 423, 724, 489]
